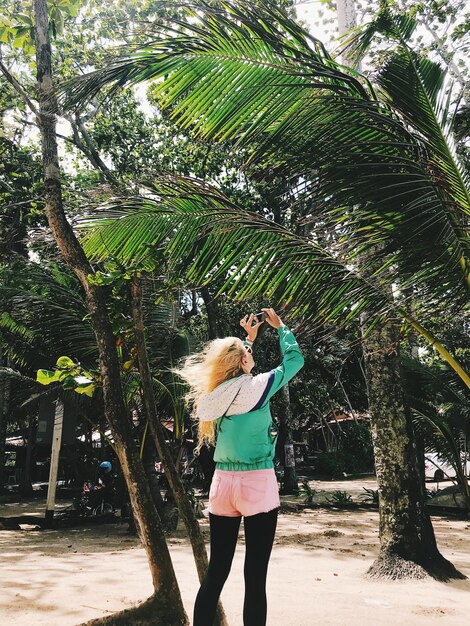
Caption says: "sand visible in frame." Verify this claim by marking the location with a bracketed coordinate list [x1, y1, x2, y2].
[1, 483, 470, 625]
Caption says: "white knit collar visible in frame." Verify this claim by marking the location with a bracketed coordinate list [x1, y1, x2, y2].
[196, 372, 270, 421]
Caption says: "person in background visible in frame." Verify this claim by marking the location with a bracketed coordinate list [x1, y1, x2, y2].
[175, 308, 304, 626]
[96, 460, 114, 490]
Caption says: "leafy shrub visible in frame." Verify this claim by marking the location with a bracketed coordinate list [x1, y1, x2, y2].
[298, 480, 317, 503]
[361, 487, 379, 504]
[326, 490, 353, 504]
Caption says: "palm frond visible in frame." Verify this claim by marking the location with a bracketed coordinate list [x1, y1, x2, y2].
[341, 7, 470, 284]
[412, 408, 468, 480]
[63, 1, 469, 309]
[79, 175, 404, 331]
[0, 262, 97, 369]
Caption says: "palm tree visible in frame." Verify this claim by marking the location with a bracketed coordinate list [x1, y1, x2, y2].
[63, 1, 469, 377]
[1, 252, 231, 619]
[63, 1, 469, 580]
[34, 0, 191, 616]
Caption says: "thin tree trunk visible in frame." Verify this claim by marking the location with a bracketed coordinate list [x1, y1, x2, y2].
[131, 275, 230, 626]
[271, 190, 298, 493]
[0, 366, 9, 492]
[278, 382, 298, 494]
[140, 417, 170, 526]
[200, 286, 219, 339]
[33, 2, 188, 623]
[72, 113, 120, 188]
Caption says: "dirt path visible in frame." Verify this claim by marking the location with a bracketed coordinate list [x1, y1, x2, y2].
[1, 500, 469, 625]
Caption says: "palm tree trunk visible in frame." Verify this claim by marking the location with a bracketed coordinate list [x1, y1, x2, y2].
[336, 0, 464, 581]
[200, 286, 219, 339]
[33, 2, 188, 623]
[279, 381, 298, 494]
[0, 366, 9, 492]
[130, 275, 230, 626]
[271, 190, 298, 493]
[361, 314, 465, 580]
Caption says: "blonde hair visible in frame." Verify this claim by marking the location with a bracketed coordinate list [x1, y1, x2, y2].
[174, 337, 246, 450]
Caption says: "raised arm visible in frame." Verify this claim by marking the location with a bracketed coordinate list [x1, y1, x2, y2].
[263, 325, 304, 402]
[249, 309, 304, 408]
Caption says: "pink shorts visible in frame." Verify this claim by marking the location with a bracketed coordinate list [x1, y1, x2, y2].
[208, 468, 280, 517]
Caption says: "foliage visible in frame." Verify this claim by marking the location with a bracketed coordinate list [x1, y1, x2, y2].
[36, 355, 99, 397]
[326, 489, 353, 504]
[60, 2, 469, 391]
[1, 0, 469, 492]
[0, 138, 45, 257]
[361, 487, 379, 504]
[315, 422, 375, 477]
[0, 260, 96, 370]
[298, 479, 317, 503]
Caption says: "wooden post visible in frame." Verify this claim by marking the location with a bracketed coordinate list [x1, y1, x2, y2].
[45, 400, 64, 520]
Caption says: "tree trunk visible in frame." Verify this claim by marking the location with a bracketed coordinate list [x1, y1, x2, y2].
[361, 314, 465, 580]
[336, 0, 360, 69]
[19, 414, 36, 496]
[334, 0, 464, 582]
[140, 422, 171, 527]
[0, 367, 9, 492]
[131, 275, 230, 626]
[270, 189, 298, 494]
[279, 383, 298, 494]
[200, 286, 219, 339]
[33, 2, 188, 623]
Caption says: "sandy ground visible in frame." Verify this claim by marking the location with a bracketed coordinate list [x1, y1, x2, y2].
[1, 480, 470, 626]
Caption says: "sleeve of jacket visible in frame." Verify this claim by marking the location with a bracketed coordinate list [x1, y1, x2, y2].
[251, 326, 304, 409]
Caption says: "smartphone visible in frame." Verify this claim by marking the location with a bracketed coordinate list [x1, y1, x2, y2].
[255, 312, 267, 322]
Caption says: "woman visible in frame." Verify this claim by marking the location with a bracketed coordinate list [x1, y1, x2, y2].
[176, 308, 304, 626]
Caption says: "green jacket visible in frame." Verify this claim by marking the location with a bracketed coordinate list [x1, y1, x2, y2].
[214, 326, 304, 471]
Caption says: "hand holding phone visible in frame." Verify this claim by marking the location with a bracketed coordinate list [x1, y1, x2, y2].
[240, 313, 264, 342]
[259, 308, 283, 329]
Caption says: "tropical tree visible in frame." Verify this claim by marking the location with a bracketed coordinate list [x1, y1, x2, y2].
[63, 1, 469, 581]
[16, 1, 191, 622]
[2, 3, 248, 621]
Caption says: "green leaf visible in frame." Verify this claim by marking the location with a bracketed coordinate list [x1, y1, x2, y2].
[56, 355, 75, 369]
[74, 383, 96, 397]
[0, 27, 11, 43]
[61, 375, 77, 390]
[16, 13, 33, 26]
[37, 369, 62, 385]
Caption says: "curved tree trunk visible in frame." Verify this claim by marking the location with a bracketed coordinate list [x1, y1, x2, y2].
[33, 2, 188, 623]
[131, 276, 230, 626]
[361, 314, 466, 581]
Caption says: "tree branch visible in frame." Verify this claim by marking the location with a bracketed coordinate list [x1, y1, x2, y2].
[0, 57, 40, 118]
[421, 18, 468, 91]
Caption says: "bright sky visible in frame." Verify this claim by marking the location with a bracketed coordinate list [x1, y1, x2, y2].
[295, 1, 336, 42]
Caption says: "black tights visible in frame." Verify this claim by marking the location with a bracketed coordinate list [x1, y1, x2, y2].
[193, 509, 278, 626]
